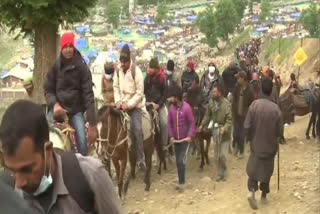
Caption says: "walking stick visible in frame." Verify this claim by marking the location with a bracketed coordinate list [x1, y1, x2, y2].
[277, 140, 280, 191]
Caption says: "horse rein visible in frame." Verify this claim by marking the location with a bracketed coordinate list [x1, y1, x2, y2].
[96, 112, 129, 158]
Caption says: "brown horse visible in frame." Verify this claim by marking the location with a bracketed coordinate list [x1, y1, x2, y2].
[97, 105, 128, 198]
[197, 129, 211, 170]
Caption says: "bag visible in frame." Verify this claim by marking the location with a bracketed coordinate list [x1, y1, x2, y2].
[61, 152, 94, 213]
[117, 63, 136, 80]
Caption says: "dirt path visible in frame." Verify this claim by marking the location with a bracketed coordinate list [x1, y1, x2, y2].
[122, 115, 319, 214]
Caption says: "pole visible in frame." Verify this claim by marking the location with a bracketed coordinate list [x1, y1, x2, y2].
[277, 141, 280, 191]
[297, 38, 303, 82]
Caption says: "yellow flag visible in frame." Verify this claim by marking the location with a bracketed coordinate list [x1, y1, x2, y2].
[294, 47, 308, 66]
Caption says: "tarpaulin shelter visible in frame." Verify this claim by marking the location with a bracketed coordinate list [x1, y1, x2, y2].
[87, 49, 99, 60]
[75, 25, 90, 34]
[255, 27, 269, 33]
[290, 12, 301, 18]
[116, 41, 133, 50]
[187, 15, 197, 21]
[76, 37, 89, 51]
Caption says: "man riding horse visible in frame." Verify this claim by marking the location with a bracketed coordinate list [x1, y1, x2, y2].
[113, 44, 147, 172]
[44, 32, 98, 156]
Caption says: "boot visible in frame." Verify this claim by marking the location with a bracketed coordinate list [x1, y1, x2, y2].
[248, 191, 258, 210]
[261, 192, 268, 204]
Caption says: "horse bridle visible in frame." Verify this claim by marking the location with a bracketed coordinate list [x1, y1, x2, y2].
[96, 112, 129, 158]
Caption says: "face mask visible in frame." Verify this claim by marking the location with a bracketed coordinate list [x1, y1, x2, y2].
[166, 70, 173, 76]
[208, 66, 215, 74]
[33, 144, 52, 196]
[104, 74, 113, 80]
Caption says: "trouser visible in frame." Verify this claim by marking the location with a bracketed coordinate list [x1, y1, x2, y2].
[128, 108, 145, 165]
[158, 105, 168, 149]
[174, 142, 189, 184]
[47, 111, 88, 156]
[248, 178, 270, 194]
[214, 137, 230, 179]
[233, 116, 245, 154]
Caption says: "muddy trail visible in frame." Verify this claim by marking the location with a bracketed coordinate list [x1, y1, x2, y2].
[121, 115, 319, 214]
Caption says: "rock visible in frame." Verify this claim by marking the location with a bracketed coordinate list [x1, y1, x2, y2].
[294, 161, 299, 165]
[155, 189, 158, 193]
[149, 200, 155, 203]
[201, 176, 212, 183]
[195, 189, 200, 193]
[188, 200, 194, 205]
[299, 141, 304, 145]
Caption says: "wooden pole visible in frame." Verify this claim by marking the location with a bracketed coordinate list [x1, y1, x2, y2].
[297, 38, 303, 82]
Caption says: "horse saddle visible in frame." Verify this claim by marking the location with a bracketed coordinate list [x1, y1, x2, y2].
[49, 122, 75, 152]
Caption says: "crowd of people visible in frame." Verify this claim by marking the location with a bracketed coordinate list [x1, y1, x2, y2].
[0, 32, 287, 213]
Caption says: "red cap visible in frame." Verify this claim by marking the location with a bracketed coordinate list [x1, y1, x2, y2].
[61, 32, 75, 50]
[187, 61, 196, 70]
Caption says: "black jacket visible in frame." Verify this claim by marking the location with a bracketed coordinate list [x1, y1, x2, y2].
[44, 50, 96, 125]
[181, 70, 199, 93]
[200, 70, 226, 106]
[222, 63, 240, 94]
[232, 83, 255, 118]
[144, 70, 167, 107]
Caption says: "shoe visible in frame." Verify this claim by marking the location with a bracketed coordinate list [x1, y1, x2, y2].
[238, 153, 244, 159]
[261, 192, 268, 204]
[175, 184, 184, 193]
[216, 176, 222, 182]
[248, 196, 258, 210]
[138, 162, 146, 173]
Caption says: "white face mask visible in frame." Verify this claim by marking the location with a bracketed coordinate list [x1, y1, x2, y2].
[33, 145, 52, 196]
[166, 70, 173, 75]
[208, 66, 216, 74]
[104, 74, 113, 80]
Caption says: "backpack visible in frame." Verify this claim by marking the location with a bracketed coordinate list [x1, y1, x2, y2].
[60, 152, 94, 213]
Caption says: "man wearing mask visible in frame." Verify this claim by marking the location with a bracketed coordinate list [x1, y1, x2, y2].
[232, 71, 255, 159]
[199, 85, 232, 181]
[0, 100, 123, 214]
[114, 44, 147, 171]
[101, 61, 116, 105]
[144, 58, 168, 154]
[200, 61, 226, 107]
[44, 32, 97, 156]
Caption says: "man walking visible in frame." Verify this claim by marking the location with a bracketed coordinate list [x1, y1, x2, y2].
[232, 71, 255, 159]
[199, 85, 232, 181]
[114, 44, 147, 171]
[167, 85, 195, 192]
[244, 78, 283, 210]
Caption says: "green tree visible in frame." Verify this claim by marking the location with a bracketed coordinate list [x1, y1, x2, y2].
[196, 7, 219, 49]
[106, 1, 121, 28]
[0, 0, 97, 104]
[156, 3, 168, 24]
[299, 3, 320, 37]
[259, 0, 272, 21]
[233, 0, 248, 23]
[215, 0, 238, 41]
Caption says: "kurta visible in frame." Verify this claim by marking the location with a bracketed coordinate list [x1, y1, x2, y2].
[244, 97, 283, 182]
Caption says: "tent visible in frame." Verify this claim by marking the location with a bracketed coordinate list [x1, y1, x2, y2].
[76, 37, 89, 51]
[87, 49, 99, 60]
[255, 27, 269, 33]
[187, 15, 197, 21]
[0, 70, 9, 79]
[122, 28, 131, 34]
[116, 41, 133, 50]
[75, 25, 90, 34]
[290, 12, 301, 18]
[153, 29, 165, 36]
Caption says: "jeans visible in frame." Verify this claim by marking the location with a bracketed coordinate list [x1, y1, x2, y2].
[70, 112, 88, 156]
[174, 142, 189, 184]
[158, 105, 168, 148]
[233, 116, 245, 154]
[128, 108, 145, 165]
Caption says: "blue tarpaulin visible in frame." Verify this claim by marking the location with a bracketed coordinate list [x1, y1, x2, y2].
[116, 41, 133, 50]
[122, 28, 131, 34]
[0, 70, 9, 79]
[187, 15, 197, 21]
[255, 27, 269, 32]
[76, 37, 89, 51]
[87, 50, 99, 60]
[290, 12, 301, 18]
[75, 25, 90, 34]
[83, 55, 90, 65]
[153, 29, 165, 36]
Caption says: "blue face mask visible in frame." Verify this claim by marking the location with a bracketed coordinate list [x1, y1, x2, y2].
[33, 145, 52, 196]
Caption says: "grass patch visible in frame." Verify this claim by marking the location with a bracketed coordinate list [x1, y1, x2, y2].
[0, 34, 24, 69]
[263, 38, 299, 62]
[0, 106, 7, 122]
[221, 27, 252, 55]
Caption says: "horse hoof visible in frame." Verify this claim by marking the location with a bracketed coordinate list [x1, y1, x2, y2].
[306, 135, 311, 140]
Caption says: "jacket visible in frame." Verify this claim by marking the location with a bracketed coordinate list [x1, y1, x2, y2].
[101, 77, 114, 105]
[181, 70, 199, 93]
[113, 62, 145, 109]
[244, 98, 282, 157]
[144, 68, 166, 107]
[200, 70, 226, 106]
[44, 50, 96, 126]
[222, 64, 240, 94]
[201, 97, 232, 141]
[168, 101, 196, 140]
[232, 83, 255, 118]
